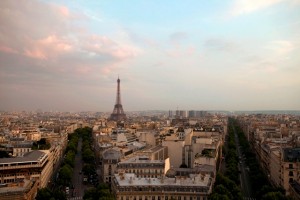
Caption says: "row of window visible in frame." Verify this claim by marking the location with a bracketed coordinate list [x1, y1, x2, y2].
[14, 148, 31, 152]
[0, 162, 39, 167]
[126, 169, 164, 174]
[117, 187, 208, 193]
[0, 171, 40, 177]
[119, 195, 207, 200]
[119, 164, 164, 168]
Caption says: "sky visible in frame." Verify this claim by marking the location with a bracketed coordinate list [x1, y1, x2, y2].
[0, 0, 300, 112]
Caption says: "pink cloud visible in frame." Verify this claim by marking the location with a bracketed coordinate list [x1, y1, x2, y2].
[59, 6, 70, 17]
[22, 34, 73, 60]
[0, 45, 18, 54]
[24, 48, 47, 60]
[83, 35, 140, 59]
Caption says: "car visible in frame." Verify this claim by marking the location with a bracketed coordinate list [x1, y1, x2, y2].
[65, 187, 69, 194]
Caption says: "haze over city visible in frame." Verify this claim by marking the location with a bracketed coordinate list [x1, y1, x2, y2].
[0, 0, 299, 112]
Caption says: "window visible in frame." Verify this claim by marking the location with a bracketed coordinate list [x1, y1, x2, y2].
[289, 178, 294, 183]
[289, 171, 294, 176]
[289, 164, 293, 169]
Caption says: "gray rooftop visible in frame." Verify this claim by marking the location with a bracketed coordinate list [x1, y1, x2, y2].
[102, 149, 122, 160]
[0, 150, 46, 164]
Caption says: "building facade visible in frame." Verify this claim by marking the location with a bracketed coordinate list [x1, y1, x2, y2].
[112, 172, 212, 200]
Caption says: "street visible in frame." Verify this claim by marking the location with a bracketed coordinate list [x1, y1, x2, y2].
[232, 125, 255, 200]
[69, 138, 87, 199]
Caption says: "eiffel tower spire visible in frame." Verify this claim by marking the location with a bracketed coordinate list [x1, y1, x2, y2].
[110, 77, 126, 121]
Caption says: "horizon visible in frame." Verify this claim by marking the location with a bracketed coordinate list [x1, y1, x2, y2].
[1, 0, 299, 112]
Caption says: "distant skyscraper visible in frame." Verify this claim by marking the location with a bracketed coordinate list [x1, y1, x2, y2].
[110, 77, 126, 121]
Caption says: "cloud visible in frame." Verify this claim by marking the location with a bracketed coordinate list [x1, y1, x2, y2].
[0, 0, 140, 85]
[266, 40, 295, 55]
[169, 32, 188, 45]
[242, 38, 299, 75]
[204, 38, 239, 52]
[82, 35, 140, 59]
[229, 0, 283, 16]
[0, 45, 18, 54]
[228, 0, 300, 17]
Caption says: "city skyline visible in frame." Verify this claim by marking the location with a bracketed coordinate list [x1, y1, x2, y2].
[0, 0, 299, 112]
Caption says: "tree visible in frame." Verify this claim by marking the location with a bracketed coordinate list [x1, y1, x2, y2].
[261, 192, 286, 200]
[58, 164, 73, 185]
[209, 193, 230, 200]
[83, 163, 96, 175]
[36, 188, 52, 200]
[65, 150, 75, 167]
[83, 183, 114, 200]
[82, 148, 95, 163]
[52, 189, 67, 200]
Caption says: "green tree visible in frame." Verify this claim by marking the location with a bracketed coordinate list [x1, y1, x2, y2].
[209, 193, 230, 200]
[58, 164, 73, 185]
[52, 189, 67, 200]
[83, 163, 96, 175]
[36, 188, 52, 200]
[65, 150, 75, 167]
[82, 148, 95, 163]
[261, 192, 286, 200]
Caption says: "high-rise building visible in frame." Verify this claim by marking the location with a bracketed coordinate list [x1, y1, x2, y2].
[110, 77, 126, 121]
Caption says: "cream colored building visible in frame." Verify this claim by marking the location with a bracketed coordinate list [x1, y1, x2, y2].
[0, 179, 39, 200]
[0, 150, 53, 188]
[117, 156, 165, 178]
[101, 148, 123, 184]
[162, 128, 223, 169]
[12, 143, 32, 157]
[269, 147, 281, 187]
[112, 172, 213, 200]
[281, 148, 300, 195]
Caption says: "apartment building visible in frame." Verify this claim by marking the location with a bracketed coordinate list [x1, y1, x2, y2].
[101, 148, 123, 184]
[0, 150, 52, 188]
[281, 148, 300, 195]
[12, 143, 32, 157]
[117, 156, 165, 178]
[0, 179, 39, 200]
[112, 172, 212, 200]
[238, 114, 300, 197]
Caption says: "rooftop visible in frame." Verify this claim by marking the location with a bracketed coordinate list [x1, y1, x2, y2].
[102, 148, 122, 160]
[114, 173, 212, 187]
[120, 156, 164, 164]
[0, 150, 46, 164]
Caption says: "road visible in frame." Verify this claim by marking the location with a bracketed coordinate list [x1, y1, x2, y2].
[232, 124, 254, 200]
[68, 138, 87, 199]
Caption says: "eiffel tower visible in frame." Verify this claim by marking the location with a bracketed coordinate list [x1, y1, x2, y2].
[110, 77, 126, 121]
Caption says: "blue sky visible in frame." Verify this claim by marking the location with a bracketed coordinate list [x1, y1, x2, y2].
[0, 0, 299, 111]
